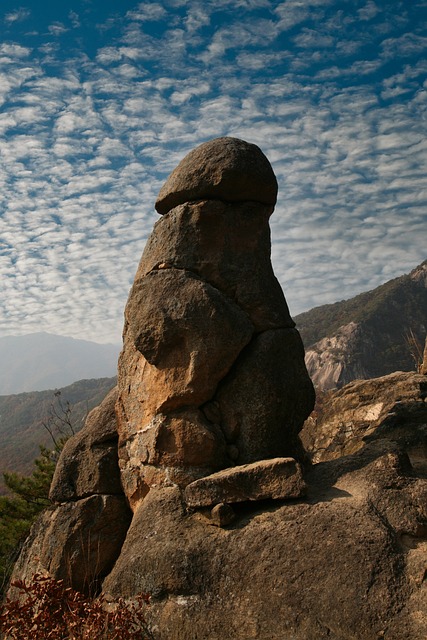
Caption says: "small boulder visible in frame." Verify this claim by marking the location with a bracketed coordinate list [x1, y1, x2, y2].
[184, 457, 306, 507]
[210, 503, 236, 527]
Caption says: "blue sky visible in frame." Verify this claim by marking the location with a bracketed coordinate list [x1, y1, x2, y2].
[1, 0, 426, 344]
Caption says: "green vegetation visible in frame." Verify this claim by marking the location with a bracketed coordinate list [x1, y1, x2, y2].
[0, 446, 57, 597]
[0, 377, 116, 495]
[0, 389, 152, 637]
[0, 392, 78, 598]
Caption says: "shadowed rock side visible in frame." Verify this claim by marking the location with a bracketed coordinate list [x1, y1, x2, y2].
[9, 388, 132, 597]
[117, 137, 314, 510]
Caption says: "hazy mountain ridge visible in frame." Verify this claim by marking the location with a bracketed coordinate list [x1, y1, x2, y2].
[0, 332, 120, 395]
[0, 377, 116, 494]
[296, 260, 427, 389]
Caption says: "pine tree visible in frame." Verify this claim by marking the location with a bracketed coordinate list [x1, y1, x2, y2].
[0, 446, 58, 596]
[0, 392, 78, 598]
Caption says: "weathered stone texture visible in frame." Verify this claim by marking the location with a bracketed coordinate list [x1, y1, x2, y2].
[101, 370, 427, 639]
[116, 137, 314, 508]
[155, 137, 278, 215]
[300, 370, 427, 468]
[184, 457, 306, 507]
[136, 199, 294, 331]
[50, 387, 121, 502]
[118, 408, 230, 510]
[10, 495, 131, 597]
[126, 268, 254, 409]
[210, 502, 236, 527]
[102, 443, 427, 639]
[216, 329, 315, 464]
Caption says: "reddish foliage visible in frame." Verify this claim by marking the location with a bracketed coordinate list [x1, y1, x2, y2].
[0, 574, 151, 640]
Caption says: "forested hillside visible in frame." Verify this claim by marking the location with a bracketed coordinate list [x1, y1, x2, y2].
[295, 261, 427, 388]
[0, 377, 116, 494]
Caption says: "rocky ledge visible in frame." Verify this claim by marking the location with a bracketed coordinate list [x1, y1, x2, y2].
[12, 372, 427, 639]
[100, 368, 427, 639]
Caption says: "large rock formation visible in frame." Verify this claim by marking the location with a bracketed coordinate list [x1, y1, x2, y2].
[12, 373, 427, 639]
[8, 138, 427, 640]
[101, 441, 427, 640]
[100, 369, 427, 640]
[116, 136, 314, 510]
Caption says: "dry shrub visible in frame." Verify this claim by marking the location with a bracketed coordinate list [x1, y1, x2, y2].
[0, 574, 151, 640]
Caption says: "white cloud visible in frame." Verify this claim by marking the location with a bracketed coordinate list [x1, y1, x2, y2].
[274, 1, 325, 31]
[126, 3, 168, 22]
[236, 50, 287, 70]
[293, 28, 335, 49]
[358, 1, 380, 21]
[4, 8, 31, 24]
[68, 11, 80, 28]
[0, 43, 31, 58]
[48, 22, 69, 36]
[184, 4, 211, 33]
[381, 33, 427, 59]
[0, 0, 425, 343]
[199, 19, 279, 62]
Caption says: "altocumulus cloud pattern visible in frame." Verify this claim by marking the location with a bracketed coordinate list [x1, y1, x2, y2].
[0, 0, 426, 343]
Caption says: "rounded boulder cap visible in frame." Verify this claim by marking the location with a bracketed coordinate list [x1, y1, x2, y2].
[155, 137, 278, 215]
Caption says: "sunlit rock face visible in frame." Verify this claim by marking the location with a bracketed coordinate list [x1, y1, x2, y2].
[116, 137, 315, 510]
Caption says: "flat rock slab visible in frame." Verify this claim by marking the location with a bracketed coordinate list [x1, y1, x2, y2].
[184, 457, 306, 507]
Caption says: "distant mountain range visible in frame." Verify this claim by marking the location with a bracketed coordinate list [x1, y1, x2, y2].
[0, 332, 120, 395]
[295, 260, 427, 389]
[0, 377, 116, 494]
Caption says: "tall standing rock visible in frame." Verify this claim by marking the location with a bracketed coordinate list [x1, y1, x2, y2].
[117, 137, 315, 510]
